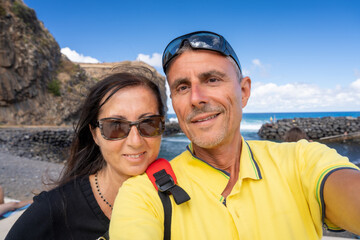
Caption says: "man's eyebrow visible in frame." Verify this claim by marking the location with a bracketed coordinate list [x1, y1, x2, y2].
[198, 70, 226, 80]
[170, 78, 189, 90]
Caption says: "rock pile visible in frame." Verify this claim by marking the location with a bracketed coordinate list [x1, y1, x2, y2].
[258, 116, 360, 140]
[164, 122, 183, 135]
[0, 127, 74, 163]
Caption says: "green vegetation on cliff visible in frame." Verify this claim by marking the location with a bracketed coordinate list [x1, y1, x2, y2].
[48, 79, 61, 96]
[0, 5, 6, 17]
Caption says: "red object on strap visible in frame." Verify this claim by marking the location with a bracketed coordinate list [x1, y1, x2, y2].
[146, 158, 177, 191]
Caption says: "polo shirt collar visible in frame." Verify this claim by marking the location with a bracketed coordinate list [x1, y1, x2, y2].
[186, 138, 262, 181]
[184, 143, 229, 195]
[186, 143, 230, 177]
[239, 140, 262, 181]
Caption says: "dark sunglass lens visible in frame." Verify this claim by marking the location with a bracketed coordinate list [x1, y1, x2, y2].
[102, 120, 129, 139]
[168, 38, 183, 56]
[139, 117, 163, 137]
[188, 33, 221, 50]
[163, 38, 183, 67]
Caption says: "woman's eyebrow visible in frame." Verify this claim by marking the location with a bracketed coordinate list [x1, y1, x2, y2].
[105, 115, 126, 119]
[139, 113, 158, 118]
[108, 112, 157, 120]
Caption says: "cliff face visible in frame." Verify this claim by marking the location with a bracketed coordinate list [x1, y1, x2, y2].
[0, 0, 166, 126]
[0, 0, 60, 107]
[0, 0, 95, 125]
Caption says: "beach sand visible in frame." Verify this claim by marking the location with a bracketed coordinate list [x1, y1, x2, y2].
[0, 151, 358, 239]
[0, 152, 63, 201]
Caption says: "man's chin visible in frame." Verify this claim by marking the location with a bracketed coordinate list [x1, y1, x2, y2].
[189, 133, 225, 149]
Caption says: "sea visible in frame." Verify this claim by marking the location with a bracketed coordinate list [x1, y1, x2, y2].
[158, 111, 360, 165]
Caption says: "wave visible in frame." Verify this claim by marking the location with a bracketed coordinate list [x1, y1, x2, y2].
[241, 120, 265, 131]
[168, 116, 264, 132]
[163, 137, 190, 143]
[168, 117, 178, 123]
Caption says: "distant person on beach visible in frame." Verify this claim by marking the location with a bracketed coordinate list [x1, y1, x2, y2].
[0, 186, 32, 218]
[283, 126, 309, 142]
[6, 70, 166, 239]
[110, 31, 360, 239]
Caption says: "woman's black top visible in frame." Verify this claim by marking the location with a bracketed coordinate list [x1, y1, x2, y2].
[5, 176, 109, 240]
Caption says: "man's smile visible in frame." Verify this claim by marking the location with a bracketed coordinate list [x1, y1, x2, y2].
[190, 113, 221, 124]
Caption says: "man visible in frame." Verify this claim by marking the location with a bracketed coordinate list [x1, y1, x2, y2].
[110, 31, 360, 239]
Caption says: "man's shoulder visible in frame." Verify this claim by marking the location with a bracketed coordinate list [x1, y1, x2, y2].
[169, 149, 191, 166]
[245, 139, 283, 152]
[246, 139, 318, 152]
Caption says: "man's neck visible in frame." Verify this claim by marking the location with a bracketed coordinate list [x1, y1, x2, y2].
[192, 133, 242, 198]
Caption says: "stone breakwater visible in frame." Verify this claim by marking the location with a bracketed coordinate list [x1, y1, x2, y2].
[0, 123, 183, 163]
[0, 127, 74, 163]
[258, 116, 360, 140]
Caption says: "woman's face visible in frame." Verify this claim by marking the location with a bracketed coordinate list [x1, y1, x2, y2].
[91, 85, 162, 180]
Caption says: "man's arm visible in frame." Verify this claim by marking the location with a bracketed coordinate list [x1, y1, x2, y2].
[324, 168, 360, 235]
[110, 176, 164, 240]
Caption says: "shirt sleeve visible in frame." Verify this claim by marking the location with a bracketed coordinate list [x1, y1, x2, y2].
[110, 174, 165, 240]
[5, 191, 54, 239]
[296, 140, 360, 231]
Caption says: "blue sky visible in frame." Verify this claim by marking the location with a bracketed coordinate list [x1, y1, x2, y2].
[23, 0, 360, 113]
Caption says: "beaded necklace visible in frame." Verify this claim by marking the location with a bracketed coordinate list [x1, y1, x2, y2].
[94, 172, 113, 210]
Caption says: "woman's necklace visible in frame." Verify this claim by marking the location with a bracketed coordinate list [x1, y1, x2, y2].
[95, 172, 113, 210]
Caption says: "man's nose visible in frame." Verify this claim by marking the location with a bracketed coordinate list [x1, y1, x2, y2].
[190, 84, 209, 108]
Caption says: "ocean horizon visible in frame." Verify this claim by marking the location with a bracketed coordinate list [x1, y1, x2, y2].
[159, 111, 360, 164]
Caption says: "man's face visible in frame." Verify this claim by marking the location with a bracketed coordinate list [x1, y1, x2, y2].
[167, 50, 251, 149]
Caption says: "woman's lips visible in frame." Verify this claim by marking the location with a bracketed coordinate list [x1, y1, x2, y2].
[123, 151, 146, 159]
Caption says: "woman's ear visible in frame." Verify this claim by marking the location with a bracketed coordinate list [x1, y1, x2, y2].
[89, 124, 99, 146]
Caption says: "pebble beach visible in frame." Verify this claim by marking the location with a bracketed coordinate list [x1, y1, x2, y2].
[0, 152, 63, 201]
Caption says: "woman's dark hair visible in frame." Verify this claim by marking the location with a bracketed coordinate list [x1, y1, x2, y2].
[283, 127, 309, 142]
[56, 71, 165, 186]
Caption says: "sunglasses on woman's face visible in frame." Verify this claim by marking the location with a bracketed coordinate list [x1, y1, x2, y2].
[96, 115, 165, 140]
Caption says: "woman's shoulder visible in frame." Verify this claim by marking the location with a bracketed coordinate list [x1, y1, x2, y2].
[34, 176, 89, 204]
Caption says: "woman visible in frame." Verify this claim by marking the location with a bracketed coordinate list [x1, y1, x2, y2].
[6, 70, 166, 239]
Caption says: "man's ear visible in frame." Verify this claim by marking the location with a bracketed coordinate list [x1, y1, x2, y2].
[241, 77, 251, 108]
[89, 124, 99, 146]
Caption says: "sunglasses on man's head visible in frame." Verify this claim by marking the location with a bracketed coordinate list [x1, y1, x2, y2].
[162, 31, 242, 74]
[96, 115, 165, 140]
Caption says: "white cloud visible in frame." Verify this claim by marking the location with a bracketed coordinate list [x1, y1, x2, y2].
[61, 47, 100, 63]
[350, 79, 360, 91]
[136, 53, 162, 68]
[252, 59, 262, 66]
[244, 58, 269, 77]
[245, 79, 360, 112]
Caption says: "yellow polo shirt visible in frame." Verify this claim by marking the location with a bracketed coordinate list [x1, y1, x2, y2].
[110, 139, 359, 240]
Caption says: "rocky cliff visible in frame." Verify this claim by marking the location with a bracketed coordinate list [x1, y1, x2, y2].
[0, 0, 166, 126]
[0, 0, 87, 125]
